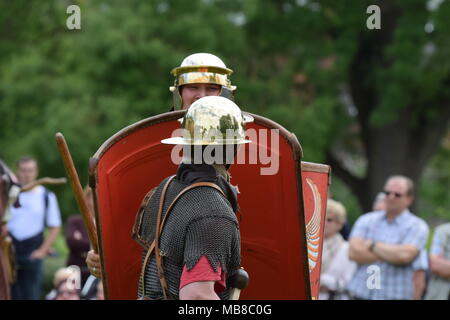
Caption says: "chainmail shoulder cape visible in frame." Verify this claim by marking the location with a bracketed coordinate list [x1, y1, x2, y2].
[134, 164, 241, 300]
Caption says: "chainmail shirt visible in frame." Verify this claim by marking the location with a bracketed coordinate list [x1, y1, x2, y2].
[136, 174, 240, 300]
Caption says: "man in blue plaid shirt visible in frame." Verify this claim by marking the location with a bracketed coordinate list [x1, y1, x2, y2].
[347, 175, 429, 300]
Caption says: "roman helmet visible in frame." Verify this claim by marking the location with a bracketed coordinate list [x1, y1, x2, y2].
[162, 96, 250, 146]
[169, 53, 237, 110]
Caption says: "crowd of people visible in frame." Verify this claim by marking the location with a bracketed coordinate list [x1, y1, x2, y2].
[320, 175, 450, 300]
[6, 158, 448, 300]
[1, 156, 103, 300]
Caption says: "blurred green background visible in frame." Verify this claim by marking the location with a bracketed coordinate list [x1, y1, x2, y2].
[0, 0, 449, 295]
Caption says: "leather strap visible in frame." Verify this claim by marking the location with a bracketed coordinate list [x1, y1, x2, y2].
[154, 175, 176, 299]
[140, 175, 175, 299]
[139, 241, 155, 297]
[139, 178, 225, 299]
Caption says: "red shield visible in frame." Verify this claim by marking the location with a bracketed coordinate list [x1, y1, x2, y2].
[301, 162, 330, 300]
[90, 111, 316, 300]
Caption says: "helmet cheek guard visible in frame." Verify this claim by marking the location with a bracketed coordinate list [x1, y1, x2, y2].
[219, 86, 236, 102]
[169, 85, 182, 111]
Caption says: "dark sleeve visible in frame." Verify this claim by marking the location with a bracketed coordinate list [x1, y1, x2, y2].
[183, 214, 240, 274]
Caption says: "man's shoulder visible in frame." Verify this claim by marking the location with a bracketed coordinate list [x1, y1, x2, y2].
[25, 185, 51, 200]
[355, 211, 384, 224]
[395, 212, 429, 240]
[177, 187, 236, 226]
[158, 175, 178, 188]
[186, 186, 234, 212]
[43, 188, 61, 206]
[40, 186, 59, 198]
[30, 185, 46, 194]
[150, 175, 181, 198]
[157, 176, 236, 221]
[404, 211, 428, 230]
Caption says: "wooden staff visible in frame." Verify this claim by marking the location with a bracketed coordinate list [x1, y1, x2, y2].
[21, 177, 67, 192]
[55, 132, 98, 252]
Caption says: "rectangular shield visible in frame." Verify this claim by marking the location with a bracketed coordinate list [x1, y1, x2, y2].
[301, 162, 330, 300]
[89, 111, 323, 300]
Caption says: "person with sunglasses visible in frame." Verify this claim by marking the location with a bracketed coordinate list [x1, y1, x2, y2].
[347, 175, 429, 300]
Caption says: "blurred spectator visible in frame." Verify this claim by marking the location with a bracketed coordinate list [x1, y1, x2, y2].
[347, 175, 429, 300]
[8, 157, 62, 300]
[425, 223, 450, 300]
[0, 159, 19, 300]
[319, 199, 356, 300]
[372, 192, 386, 211]
[46, 266, 81, 300]
[373, 190, 428, 299]
[412, 249, 428, 300]
[54, 279, 81, 300]
[65, 215, 90, 286]
[338, 192, 386, 245]
[71, 186, 101, 285]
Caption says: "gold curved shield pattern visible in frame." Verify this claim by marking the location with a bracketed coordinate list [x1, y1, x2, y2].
[305, 177, 322, 272]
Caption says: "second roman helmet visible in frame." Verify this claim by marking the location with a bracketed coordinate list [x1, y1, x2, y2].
[169, 53, 236, 110]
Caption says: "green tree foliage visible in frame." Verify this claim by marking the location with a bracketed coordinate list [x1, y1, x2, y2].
[0, 0, 448, 222]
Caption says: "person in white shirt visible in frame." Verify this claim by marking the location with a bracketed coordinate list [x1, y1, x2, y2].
[7, 157, 62, 300]
[319, 199, 356, 300]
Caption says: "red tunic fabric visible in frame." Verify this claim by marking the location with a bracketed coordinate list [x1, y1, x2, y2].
[179, 256, 226, 293]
